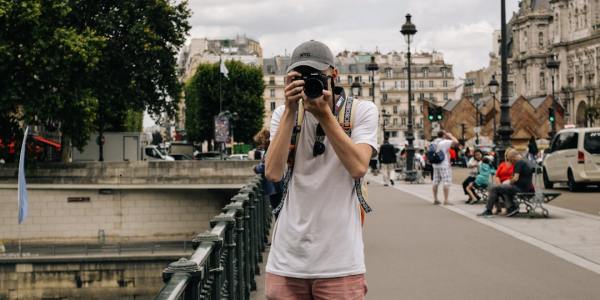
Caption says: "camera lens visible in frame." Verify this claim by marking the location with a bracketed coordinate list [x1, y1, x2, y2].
[304, 78, 324, 99]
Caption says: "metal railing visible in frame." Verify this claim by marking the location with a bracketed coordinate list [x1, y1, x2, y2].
[155, 175, 271, 300]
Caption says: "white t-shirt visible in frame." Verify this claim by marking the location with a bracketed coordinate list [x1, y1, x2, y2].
[431, 138, 453, 169]
[266, 100, 378, 279]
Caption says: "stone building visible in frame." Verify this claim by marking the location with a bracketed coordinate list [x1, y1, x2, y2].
[261, 51, 456, 146]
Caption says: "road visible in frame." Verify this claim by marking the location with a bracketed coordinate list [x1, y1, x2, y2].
[363, 183, 600, 299]
[452, 166, 600, 217]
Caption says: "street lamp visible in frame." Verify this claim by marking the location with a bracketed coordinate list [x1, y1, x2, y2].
[366, 56, 379, 103]
[488, 74, 499, 146]
[497, 0, 514, 163]
[546, 54, 560, 139]
[381, 108, 391, 140]
[401, 13, 417, 174]
[351, 81, 362, 97]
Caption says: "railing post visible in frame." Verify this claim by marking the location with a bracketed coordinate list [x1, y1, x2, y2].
[232, 193, 252, 297]
[161, 258, 202, 300]
[193, 232, 224, 300]
[222, 203, 244, 300]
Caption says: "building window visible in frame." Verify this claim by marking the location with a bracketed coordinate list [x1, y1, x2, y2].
[269, 76, 275, 85]
[356, 76, 362, 83]
[383, 93, 388, 102]
[429, 92, 433, 99]
[270, 89, 275, 98]
[391, 131, 398, 138]
[393, 105, 398, 114]
[429, 81, 434, 88]
[444, 92, 449, 101]
[348, 76, 353, 84]
[369, 88, 374, 97]
[386, 69, 393, 78]
[442, 68, 447, 78]
[358, 88, 363, 97]
[395, 81, 399, 89]
[401, 80, 406, 89]
[369, 75, 374, 83]
[419, 81, 424, 88]
[538, 32, 544, 49]
[401, 117, 406, 125]
[419, 92, 425, 100]
[270, 101, 276, 112]
[423, 68, 429, 77]
[443, 80, 448, 87]
[393, 118, 398, 125]
[382, 81, 386, 90]
[336, 76, 341, 83]
[540, 72, 546, 91]
[420, 105, 423, 113]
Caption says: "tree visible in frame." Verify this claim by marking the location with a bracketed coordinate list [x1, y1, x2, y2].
[185, 60, 265, 146]
[0, 0, 104, 160]
[0, 0, 190, 162]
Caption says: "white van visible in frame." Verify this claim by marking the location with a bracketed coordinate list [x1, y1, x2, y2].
[542, 127, 600, 191]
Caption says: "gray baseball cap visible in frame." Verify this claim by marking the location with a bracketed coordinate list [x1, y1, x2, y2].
[286, 40, 334, 73]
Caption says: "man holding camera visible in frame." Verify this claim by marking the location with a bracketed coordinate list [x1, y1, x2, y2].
[265, 40, 378, 299]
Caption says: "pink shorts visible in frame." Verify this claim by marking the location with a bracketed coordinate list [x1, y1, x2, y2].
[265, 272, 367, 300]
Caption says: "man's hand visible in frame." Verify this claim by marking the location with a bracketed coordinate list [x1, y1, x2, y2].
[284, 71, 304, 112]
[303, 89, 333, 121]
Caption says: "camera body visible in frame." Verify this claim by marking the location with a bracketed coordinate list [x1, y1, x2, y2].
[295, 72, 329, 99]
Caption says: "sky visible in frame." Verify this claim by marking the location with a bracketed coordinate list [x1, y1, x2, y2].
[145, 0, 521, 128]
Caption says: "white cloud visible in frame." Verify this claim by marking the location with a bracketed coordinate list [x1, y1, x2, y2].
[185, 0, 521, 78]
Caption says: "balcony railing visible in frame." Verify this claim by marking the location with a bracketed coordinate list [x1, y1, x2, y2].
[155, 175, 271, 300]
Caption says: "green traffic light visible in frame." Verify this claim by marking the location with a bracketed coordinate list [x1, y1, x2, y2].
[437, 115, 442, 120]
[428, 115, 434, 121]
[550, 116, 555, 123]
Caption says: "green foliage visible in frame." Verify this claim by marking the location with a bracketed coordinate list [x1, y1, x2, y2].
[185, 60, 265, 144]
[0, 0, 190, 154]
[123, 110, 143, 132]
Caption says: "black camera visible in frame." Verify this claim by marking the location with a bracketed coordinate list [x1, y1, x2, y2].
[295, 72, 329, 99]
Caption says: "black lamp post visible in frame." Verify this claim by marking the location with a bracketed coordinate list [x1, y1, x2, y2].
[488, 74, 499, 146]
[381, 108, 391, 140]
[351, 81, 362, 97]
[497, 0, 514, 163]
[546, 54, 560, 139]
[401, 13, 417, 173]
[366, 56, 379, 103]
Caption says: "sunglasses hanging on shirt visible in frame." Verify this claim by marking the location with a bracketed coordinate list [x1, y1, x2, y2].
[313, 124, 326, 157]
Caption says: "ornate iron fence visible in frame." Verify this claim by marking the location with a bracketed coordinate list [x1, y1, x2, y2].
[155, 175, 271, 300]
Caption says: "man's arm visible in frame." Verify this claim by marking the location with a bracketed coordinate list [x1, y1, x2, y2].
[319, 112, 374, 179]
[445, 131, 459, 146]
[265, 72, 303, 182]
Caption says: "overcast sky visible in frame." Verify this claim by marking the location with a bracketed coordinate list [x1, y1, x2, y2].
[187, 0, 521, 78]
[146, 0, 521, 128]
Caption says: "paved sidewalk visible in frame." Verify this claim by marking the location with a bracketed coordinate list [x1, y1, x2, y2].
[376, 175, 600, 275]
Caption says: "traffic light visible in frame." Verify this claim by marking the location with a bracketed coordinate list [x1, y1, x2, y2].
[436, 106, 443, 121]
[428, 106, 435, 121]
[549, 108, 555, 123]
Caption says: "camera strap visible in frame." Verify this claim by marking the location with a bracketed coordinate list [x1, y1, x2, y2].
[272, 96, 373, 217]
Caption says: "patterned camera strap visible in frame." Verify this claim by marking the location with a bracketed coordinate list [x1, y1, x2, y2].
[272, 97, 372, 215]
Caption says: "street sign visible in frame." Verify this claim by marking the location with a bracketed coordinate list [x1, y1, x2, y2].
[474, 127, 481, 134]
[214, 115, 230, 143]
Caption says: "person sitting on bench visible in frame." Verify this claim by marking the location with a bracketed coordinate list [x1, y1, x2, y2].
[463, 149, 483, 203]
[478, 151, 535, 217]
[466, 156, 495, 204]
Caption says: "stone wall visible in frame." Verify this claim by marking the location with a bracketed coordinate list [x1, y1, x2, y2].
[0, 257, 175, 299]
[0, 160, 256, 185]
[0, 188, 238, 244]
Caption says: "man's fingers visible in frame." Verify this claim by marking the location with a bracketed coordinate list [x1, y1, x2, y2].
[284, 80, 304, 93]
[285, 71, 301, 85]
[285, 86, 304, 98]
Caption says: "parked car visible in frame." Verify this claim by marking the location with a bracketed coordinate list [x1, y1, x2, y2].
[227, 154, 249, 161]
[542, 127, 600, 191]
[196, 151, 222, 160]
[170, 154, 194, 160]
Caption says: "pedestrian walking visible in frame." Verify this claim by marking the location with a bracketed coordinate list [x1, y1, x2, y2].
[264, 40, 376, 299]
[379, 138, 396, 186]
[428, 130, 459, 205]
[527, 136, 538, 162]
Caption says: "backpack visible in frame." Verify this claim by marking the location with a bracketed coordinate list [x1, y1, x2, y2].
[427, 142, 445, 164]
[272, 96, 372, 224]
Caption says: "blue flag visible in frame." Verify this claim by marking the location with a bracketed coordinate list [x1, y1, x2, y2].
[18, 126, 29, 224]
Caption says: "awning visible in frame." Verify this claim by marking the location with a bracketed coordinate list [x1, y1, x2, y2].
[32, 135, 61, 150]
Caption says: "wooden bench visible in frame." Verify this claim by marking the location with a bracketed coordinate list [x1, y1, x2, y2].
[514, 192, 561, 218]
